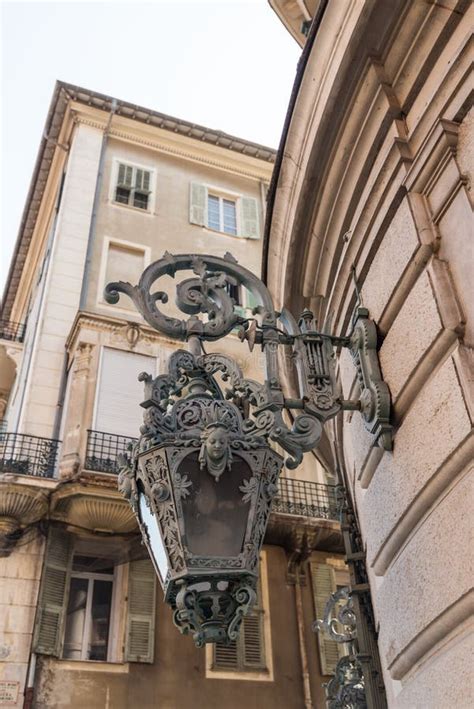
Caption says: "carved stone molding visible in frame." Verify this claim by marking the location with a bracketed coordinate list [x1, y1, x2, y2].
[50, 485, 137, 534]
[4, 343, 23, 370]
[0, 484, 49, 554]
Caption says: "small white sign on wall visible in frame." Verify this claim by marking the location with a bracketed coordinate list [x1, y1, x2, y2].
[0, 681, 19, 705]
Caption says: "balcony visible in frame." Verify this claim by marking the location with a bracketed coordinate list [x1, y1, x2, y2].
[85, 429, 137, 474]
[0, 319, 25, 343]
[0, 432, 61, 478]
[272, 477, 339, 522]
[84, 430, 339, 521]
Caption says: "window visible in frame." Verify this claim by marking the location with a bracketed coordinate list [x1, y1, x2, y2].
[63, 556, 115, 661]
[225, 284, 259, 320]
[98, 237, 150, 312]
[114, 163, 152, 211]
[189, 182, 260, 239]
[206, 551, 273, 681]
[94, 348, 157, 438]
[208, 194, 237, 235]
[310, 559, 350, 675]
[33, 529, 157, 664]
[213, 588, 265, 671]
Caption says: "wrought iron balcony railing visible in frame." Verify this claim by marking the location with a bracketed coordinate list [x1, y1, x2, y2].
[0, 432, 60, 478]
[85, 430, 339, 521]
[272, 477, 339, 521]
[0, 319, 25, 343]
[85, 429, 137, 474]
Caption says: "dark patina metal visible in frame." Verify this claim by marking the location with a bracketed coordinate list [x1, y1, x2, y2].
[105, 252, 392, 648]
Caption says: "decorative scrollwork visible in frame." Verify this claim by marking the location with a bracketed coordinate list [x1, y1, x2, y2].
[104, 252, 276, 341]
[349, 307, 392, 451]
[314, 586, 368, 709]
[314, 586, 357, 644]
[173, 577, 256, 647]
[325, 656, 367, 709]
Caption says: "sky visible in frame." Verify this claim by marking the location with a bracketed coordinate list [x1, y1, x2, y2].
[0, 0, 301, 295]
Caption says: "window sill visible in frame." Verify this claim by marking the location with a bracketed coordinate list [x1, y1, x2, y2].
[54, 660, 130, 673]
[201, 226, 245, 239]
[205, 667, 273, 682]
[110, 200, 153, 216]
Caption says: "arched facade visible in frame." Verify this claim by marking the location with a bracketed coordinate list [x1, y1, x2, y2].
[265, 1, 472, 705]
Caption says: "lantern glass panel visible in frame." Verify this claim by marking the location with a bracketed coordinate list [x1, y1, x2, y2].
[139, 492, 169, 585]
[179, 453, 252, 557]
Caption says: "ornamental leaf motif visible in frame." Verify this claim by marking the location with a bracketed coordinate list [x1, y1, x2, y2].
[173, 473, 193, 500]
[239, 476, 258, 503]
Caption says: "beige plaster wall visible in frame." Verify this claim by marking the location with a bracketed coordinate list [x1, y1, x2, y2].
[0, 535, 45, 709]
[86, 136, 265, 318]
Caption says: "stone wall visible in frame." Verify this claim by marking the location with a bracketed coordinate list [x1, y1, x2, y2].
[266, 0, 473, 705]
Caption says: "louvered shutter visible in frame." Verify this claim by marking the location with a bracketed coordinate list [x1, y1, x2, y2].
[240, 197, 260, 239]
[242, 610, 264, 667]
[33, 528, 73, 656]
[311, 562, 339, 675]
[117, 163, 133, 187]
[94, 349, 156, 437]
[125, 559, 156, 663]
[189, 182, 207, 226]
[213, 578, 265, 671]
[214, 639, 239, 669]
[135, 169, 151, 192]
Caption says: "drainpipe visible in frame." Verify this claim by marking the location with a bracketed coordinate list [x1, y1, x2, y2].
[23, 652, 36, 709]
[295, 564, 313, 709]
[79, 99, 117, 310]
[51, 351, 68, 441]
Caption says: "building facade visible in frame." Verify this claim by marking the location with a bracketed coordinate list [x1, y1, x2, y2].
[0, 83, 345, 708]
[265, 0, 472, 707]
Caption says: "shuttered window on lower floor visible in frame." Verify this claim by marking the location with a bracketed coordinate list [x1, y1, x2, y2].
[212, 570, 266, 673]
[33, 530, 157, 664]
[310, 561, 342, 675]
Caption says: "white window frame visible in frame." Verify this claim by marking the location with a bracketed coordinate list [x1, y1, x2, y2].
[206, 191, 240, 236]
[205, 550, 274, 682]
[204, 183, 242, 236]
[109, 158, 157, 214]
[97, 236, 151, 317]
[63, 563, 118, 663]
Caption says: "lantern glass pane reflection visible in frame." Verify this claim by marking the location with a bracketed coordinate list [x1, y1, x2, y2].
[180, 453, 252, 557]
[139, 493, 169, 586]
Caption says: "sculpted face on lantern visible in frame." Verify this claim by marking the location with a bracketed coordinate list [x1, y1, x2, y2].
[199, 423, 233, 482]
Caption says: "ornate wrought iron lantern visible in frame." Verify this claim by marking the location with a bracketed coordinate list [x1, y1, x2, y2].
[105, 252, 392, 647]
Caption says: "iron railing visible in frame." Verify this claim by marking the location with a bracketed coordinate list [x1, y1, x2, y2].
[272, 477, 339, 521]
[85, 429, 137, 474]
[0, 319, 25, 343]
[84, 430, 339, 520]
[0, 432, 60, 478]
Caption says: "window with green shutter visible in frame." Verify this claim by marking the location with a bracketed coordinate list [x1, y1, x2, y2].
[114, 162, 152, 211]
[310, 561, 340, 675]
[33, 528, 74, 656]
[240, 197, 260, 239]
[125, 559, 156, 664]
[189, 182, 260, 239]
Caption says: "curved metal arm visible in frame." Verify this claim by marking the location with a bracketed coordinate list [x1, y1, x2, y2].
[104, 251, 277, 341]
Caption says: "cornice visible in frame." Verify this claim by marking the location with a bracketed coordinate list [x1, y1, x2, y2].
[71, 104, 274, 182]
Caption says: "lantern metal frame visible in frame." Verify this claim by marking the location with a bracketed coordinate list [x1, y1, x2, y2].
[106, 252, 392, 647]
